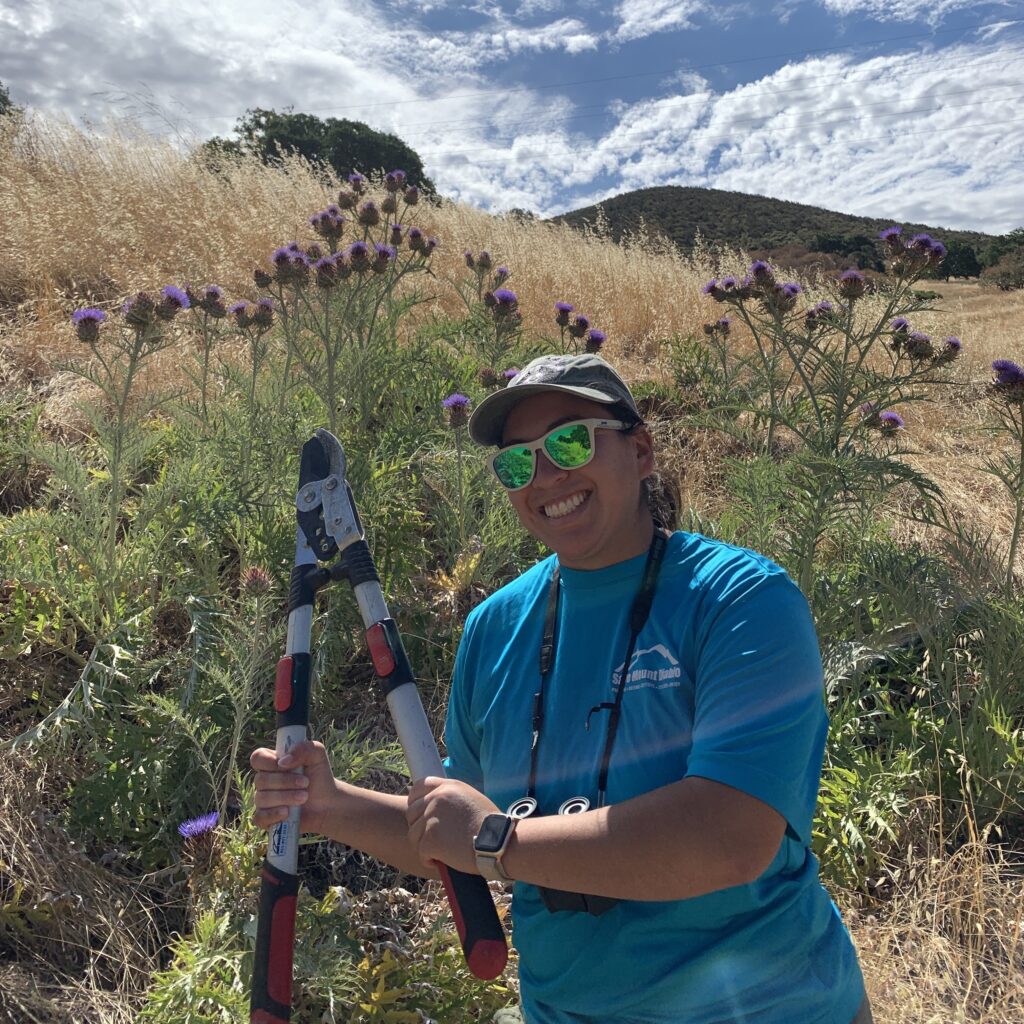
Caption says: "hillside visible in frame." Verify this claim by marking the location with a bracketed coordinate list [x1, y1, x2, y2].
[552, 185, 995, 256]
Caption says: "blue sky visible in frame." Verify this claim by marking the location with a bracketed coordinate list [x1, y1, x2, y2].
[2, 0, 1023, 233]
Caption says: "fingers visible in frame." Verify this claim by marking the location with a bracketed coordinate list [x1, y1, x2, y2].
[249, 739, 326, 773]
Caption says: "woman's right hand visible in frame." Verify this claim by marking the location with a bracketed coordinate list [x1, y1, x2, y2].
[250, 739, 340, 837]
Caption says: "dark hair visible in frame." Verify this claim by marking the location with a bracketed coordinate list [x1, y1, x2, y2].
[619, 411, 679, 532]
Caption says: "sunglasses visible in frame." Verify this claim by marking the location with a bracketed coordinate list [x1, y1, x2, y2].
[491, 418, 629, 491]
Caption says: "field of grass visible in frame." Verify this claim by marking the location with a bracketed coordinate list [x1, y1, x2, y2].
[1, 114, 1022, 1024]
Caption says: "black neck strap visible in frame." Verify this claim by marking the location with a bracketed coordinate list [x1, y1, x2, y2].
[528, 529, 668, 807]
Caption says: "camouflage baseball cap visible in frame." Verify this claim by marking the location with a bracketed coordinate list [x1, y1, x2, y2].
[468, 353, 640, 446]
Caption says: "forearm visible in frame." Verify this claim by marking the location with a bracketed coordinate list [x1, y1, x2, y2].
[500, 776, 784, 901]
[320, 780, 440, 880]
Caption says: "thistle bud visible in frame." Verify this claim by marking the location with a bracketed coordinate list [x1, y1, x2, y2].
[240, 565, 273, 598]
[252, 298, 274, 328]
[357, 201, 380, 227]
[381, 193, 398, 215]
[390, 224, 404, 246]
[476, 251, 492, 272]
[315, 256, 339, 288]
[935, 336, 962, 364]
[584, 329, 607, 354]
[403, 185, 420, 205]
[408, 228, 426, 253]
[336, 190, 357, 210]
[384, 169, 406, 193]
[371, 243, 396, 274]
[837, 269, 866, 300]
[905, 331, 934, 361]
[464, 250, 475, 269]
[123, 291, 156, 330]
[254, 267, 273, 288]
[478, 366, 500, 388]
[348, 173, 367, 194]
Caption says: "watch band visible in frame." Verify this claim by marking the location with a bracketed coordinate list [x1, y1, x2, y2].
[474, 814, 518, 881]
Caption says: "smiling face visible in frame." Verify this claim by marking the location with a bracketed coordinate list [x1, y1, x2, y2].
[499, 392, 656, 570]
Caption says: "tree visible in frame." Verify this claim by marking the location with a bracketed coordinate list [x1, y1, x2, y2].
[941, 241, 982, 281]
[0, 80, 16, 118]
[982, 227, 1024, 268]
[202, 108, 435, 193]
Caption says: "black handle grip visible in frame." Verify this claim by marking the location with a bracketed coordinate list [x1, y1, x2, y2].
[250, 860, 300, 1023]
[436, 862, 508, 979]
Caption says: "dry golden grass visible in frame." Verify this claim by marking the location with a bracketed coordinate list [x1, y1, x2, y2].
[2, 115, 1023, 1023]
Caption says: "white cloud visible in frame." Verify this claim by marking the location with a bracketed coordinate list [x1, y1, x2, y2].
[416, 39, 1024, 233]
[814, 0, 1016, 24]
[613, 0, 709, 41]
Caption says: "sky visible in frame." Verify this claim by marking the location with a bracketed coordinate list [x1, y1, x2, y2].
[2, 0, 1023, 234]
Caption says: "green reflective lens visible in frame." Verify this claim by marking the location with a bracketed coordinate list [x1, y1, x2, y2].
[493, 445, 535, 489]
[544, 423, 592, 469]
[492, 422, 598, 490]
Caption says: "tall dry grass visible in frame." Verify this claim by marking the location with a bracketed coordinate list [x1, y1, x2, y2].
[2, 114, 1023, 1023]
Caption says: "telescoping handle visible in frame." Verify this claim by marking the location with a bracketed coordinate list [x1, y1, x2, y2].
[250, 534, 318, 1023]
[342, 537, 508, 980]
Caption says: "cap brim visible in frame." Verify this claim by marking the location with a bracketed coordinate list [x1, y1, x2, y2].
[468, 382, 621, 446]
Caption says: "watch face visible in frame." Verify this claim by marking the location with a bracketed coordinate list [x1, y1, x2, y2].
[476, 814, 512, 854]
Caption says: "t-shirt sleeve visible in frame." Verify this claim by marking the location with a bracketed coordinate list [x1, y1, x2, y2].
[441, 613, 486, 791]
[684, 565, 826, 844]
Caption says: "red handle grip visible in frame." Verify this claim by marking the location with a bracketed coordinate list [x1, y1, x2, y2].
[435, 862, 509, 980]
[250, 860, 299, 1023]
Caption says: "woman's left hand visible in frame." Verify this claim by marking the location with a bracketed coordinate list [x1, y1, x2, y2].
[406, 776, 501, 874]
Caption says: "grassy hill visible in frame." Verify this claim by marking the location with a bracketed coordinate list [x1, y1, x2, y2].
[552, 185, 996, 255]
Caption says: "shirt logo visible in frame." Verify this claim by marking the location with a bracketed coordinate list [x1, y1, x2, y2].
[614, 643, 683, 692]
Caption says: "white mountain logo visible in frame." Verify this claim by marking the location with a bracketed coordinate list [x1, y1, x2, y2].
[613, 644, 683, 692]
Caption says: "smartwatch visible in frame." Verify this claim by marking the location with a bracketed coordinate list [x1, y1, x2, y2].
[473, 813, 518, 881]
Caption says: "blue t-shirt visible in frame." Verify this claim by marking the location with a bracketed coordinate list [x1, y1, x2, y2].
[444, 532, 864, 1024]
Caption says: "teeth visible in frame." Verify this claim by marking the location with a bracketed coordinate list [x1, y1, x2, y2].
[544, 492, 587, 519]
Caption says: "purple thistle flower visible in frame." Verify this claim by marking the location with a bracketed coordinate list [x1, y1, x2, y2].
[555, 301, 574, 328]
[879, 225, 903, 242]
[927, 239, 947, 265]
[347, 240, 371, 271]
[442, 392, 471, 428]
[749, 260, 775, 285]
[423, 237, 439, 257]
[943, 336, 962, 354]
[909, 233, 935, 251]
[348, 172, 367, 193]
[178, 811, 219, 840]
[720, 276, 739, 290]
[252, 297, 274, 328]
[585, 329, 607, 354]
[72, 307, 106, 343]
[781, 282, 802, 298]
[371, 242, 397, 274]
[493, 288, 517, 306]
[384, 169, 407, 192]
[161, 285, 190, 310]
[890, 318, 911, 332]
[555, 301, 574, 313]
[72, 307, 106, 326]
[878, 410, 905, 433]
[568, 313, 590, 339]
[503, 367, 519, 380]
[993, 359, 1024, 384]
[859, 402, 877, 417]
[271, 246, 293, 266]
[701, 278, 719, 296]
[408, 227, 426, 252]
[495, 266, 510, 284]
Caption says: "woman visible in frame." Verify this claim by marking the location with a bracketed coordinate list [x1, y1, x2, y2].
[252, 353, 869, 1023]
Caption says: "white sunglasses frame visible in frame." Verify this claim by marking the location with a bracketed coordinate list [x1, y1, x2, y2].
[490, 417, 629, 491]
